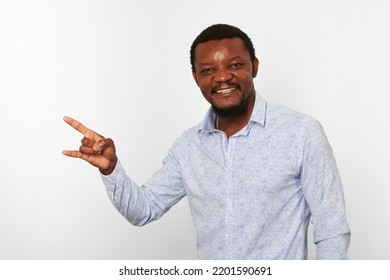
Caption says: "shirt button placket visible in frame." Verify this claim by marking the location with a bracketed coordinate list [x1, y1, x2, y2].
[224, 137, 235, 259]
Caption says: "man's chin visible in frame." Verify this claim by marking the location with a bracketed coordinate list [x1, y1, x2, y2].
[212, 102, 246, 117]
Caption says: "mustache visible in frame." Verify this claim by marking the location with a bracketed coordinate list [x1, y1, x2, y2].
[212, 82, 240, 93]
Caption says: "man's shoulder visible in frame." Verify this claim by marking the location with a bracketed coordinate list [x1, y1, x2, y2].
[169, 122, 203, 149]
[259, 102, 330, 161]
[266, 101, 317, 125]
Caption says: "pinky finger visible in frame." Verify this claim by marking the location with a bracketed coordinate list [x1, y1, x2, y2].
[63, 149, 99, 168]
[62, 150, 87, 160]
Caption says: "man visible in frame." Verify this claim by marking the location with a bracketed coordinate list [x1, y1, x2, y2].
[63, 24, 351, 259]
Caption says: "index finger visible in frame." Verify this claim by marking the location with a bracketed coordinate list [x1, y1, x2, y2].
[63, 116, 102, 141]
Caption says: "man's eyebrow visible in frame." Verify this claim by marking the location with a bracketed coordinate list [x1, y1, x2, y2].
[198, 56, 244, 66]
[229, 55, 241, 60]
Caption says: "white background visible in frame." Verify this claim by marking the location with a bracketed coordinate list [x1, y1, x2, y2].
[0, 0, 389, 259]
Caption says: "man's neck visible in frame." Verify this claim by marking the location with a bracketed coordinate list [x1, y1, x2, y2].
[216, 94, 255, 138]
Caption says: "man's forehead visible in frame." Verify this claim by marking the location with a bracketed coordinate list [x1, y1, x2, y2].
[213, 50, 225, 62]
[196, 37, 245, 49]
[194, 38, 249, 61]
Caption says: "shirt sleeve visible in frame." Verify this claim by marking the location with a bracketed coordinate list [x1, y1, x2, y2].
[299, 117, 351, 260]
[100, 146, 186, 227]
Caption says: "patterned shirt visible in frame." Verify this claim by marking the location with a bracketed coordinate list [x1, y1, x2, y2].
[101, 93, 351, 259]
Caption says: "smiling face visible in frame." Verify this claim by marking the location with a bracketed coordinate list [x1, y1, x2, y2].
[192, 38, 259, 117]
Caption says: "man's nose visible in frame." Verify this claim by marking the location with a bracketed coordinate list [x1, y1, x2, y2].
[213, 69, 233, 82]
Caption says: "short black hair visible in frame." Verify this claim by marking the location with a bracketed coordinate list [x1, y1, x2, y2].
[190, 24, 256, 71]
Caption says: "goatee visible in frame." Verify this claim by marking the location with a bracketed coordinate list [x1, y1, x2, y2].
[212, 96, 248, 117]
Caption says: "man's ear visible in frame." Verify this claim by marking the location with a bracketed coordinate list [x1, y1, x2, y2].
[252, 58, 259, 78]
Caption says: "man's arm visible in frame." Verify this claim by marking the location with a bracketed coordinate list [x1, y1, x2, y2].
[101, 151, 186, 226]
[63, 116, 186, 226]
[299, 117, 351, 259]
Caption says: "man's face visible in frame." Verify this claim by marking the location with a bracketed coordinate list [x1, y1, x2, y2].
[192, 38, 259, 116]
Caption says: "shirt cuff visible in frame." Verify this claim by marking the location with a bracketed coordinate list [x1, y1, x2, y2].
[100, 160, 126, 190]
[316, 233, 351, 260]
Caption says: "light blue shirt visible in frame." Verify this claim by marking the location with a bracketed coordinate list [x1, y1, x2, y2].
[101, 94, 351, 259]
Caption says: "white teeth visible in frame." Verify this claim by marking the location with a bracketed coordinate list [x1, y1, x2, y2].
[216, 88, 236, 94]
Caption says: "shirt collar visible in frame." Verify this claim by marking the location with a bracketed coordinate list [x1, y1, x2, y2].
[198, 92, 266, 134]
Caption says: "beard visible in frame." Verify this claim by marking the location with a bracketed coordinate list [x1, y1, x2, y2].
[211, 95, 249, 117]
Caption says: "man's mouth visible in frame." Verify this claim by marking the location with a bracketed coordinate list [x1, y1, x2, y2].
[212, 84, 239, 95]
[215, 87, 236, 94]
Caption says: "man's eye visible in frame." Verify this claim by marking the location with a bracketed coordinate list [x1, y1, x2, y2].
[231, 63, 243, 68]
[200, 68, 213, 74]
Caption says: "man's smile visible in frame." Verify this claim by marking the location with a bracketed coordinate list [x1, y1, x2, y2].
[214, 87, 236, 94]
[212, 83, 240, 95]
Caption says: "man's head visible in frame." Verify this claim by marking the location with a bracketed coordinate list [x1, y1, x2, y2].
[191, 24, 259, 117]
[190, 24, 256, 72]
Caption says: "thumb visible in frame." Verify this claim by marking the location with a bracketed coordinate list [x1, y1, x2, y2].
[92, 139, 108, 152]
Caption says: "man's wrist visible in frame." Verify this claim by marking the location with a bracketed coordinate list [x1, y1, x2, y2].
[100, 156, 118, 175]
